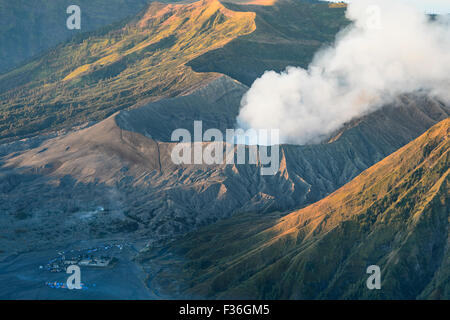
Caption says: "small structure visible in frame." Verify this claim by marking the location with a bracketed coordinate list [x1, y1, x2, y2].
[78, 256, 114, 267]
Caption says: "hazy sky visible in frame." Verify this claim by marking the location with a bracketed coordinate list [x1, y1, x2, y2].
[328, 0, 450, 14]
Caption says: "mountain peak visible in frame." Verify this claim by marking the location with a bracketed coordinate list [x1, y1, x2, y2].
[136, 0, 253, 29]
[139, 118, 450, 299]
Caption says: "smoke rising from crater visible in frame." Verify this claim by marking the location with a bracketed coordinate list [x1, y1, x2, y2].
[237, 0, 450, 145]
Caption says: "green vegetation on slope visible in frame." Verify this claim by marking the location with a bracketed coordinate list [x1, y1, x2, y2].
[139, 118, 450, 299]
[0, 0, 255, 140]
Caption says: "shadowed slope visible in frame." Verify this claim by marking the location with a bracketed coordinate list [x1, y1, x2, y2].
[138, 118, 450, 299]
[0, 0, 152, 74]
[1, 73, 448, 253]
[188, 0, 349, 85]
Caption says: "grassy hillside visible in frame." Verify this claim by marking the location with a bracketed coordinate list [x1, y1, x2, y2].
[0, 0, 152, 74]
[0, 0, 349, 141]
[139, 118, 450, 299]
[0, 0, 255, 140]
[188, 0, 349, 85]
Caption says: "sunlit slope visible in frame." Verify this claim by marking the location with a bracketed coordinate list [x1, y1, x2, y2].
[188, 0, 349, 85]
[140, 118, 450, 299]
[0, 0, 255, 140]
[2, 90, 447, 253]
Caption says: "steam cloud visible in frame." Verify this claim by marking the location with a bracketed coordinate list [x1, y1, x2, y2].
[237, 0, 450, 145]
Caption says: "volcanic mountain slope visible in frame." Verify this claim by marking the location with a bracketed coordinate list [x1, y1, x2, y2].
[138, 118, 450, 300]
[0, 0, 152, 74]
[0, 73, 448, 253]
[0, 0, 349, 141]
[2, 0, 329, 77]
[188, 0, 349, 85]
[0, 0, 256, 140]
[0, 0, 449, 259]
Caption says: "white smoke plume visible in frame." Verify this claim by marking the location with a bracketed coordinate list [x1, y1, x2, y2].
[237, 0, 450, 145]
